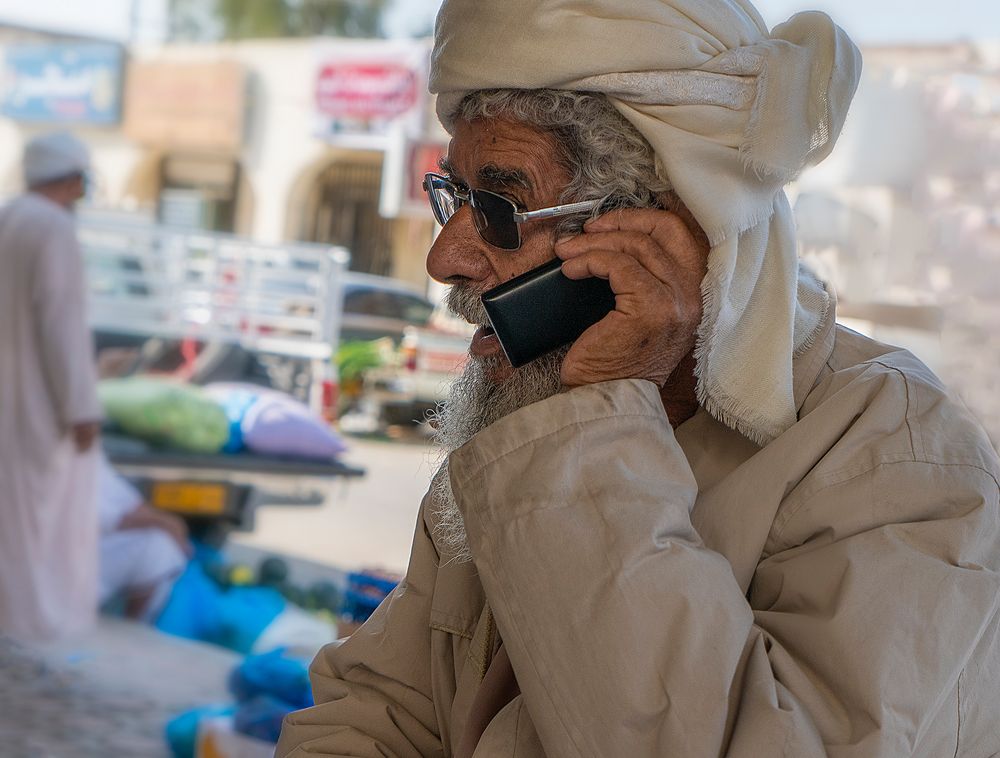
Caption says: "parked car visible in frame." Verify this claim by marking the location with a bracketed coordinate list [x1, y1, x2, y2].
[340, 273, 437, 344]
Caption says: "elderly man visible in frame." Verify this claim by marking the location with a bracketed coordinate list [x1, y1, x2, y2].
[0, 132, 102, 640]
[279, 1, 1000, 756]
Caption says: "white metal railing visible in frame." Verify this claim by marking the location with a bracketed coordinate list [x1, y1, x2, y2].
[80, 219, 350, 361]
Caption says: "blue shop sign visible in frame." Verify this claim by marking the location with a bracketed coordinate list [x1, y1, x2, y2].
[1, 44, 124, 125]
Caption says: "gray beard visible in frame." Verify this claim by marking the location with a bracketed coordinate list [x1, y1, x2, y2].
[429, 285, 568, 563]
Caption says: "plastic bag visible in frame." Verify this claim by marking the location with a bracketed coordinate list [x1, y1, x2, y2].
[228, 648, 313, 710]
[241, 392, 348, 460]
[205, 383, 349, 460]
[156, 561, 286, 654]
[99, 377, 229, 454]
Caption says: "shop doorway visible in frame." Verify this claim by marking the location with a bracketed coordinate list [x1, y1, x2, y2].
[305, 157, 394, 276]
[158, 154, 240, 233]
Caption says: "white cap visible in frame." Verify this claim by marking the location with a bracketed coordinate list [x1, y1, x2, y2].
[23, 131, 91, 188]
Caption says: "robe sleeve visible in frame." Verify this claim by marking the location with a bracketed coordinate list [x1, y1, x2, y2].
[276, 499, 444, 758]
[96, 454, 143, 533]
[448, 378, 1000, 757]
[32, 217, 101, 428]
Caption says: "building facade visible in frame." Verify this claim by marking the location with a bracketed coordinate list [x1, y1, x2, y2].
[0, 32, 446, 287]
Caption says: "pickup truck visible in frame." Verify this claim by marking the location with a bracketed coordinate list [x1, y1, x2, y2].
[362, 309, 473, 428]
[82, 213, 347, 416]
[81, 215, 364, 539]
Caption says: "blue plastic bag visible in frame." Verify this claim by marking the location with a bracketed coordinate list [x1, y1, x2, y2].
[234, 694, 299, 744]
[229, 648, 313, 709]
[156, 562, 223, 642]
[210, 387, 259, 454]
[156, 561, 286, 654]
[342, 571, 398, 622]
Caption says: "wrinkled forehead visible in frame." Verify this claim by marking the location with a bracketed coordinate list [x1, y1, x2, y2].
[444, 117, 572, 197]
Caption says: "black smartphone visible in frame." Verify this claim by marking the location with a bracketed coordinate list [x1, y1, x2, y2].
[481, 258, 616, 368]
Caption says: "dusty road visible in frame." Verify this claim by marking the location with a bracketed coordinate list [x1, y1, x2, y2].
[230, 434, 442, 575]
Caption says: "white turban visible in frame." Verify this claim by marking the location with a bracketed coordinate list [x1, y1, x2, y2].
[430, 0, 862, 445]
[23, 131, 91, 188]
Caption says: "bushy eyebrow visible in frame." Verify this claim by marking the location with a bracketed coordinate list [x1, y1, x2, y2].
[438, 157, 531, 194]
[477, 163, 532, 193]
[438, 156, 462, 183]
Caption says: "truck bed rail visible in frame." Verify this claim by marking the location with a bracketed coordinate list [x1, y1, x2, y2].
[81, 218, 350, 361]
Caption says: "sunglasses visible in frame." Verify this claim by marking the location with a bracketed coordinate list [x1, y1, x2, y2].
[423, 172, 600, 250]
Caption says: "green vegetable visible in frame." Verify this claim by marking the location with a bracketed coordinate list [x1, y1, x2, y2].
[99, 377, 229, 454]
[335, 340, 385, 383]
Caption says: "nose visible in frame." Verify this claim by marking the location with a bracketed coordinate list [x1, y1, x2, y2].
[426, 207, 492, 286]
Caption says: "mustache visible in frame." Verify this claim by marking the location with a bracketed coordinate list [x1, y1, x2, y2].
[446, 284, 490, 326]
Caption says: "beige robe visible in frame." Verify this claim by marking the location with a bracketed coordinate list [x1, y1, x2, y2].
[0, 194, 101, 641]
[278, 306, 1000, 756]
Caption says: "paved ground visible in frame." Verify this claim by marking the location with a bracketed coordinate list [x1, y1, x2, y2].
[0, 435, 437, 757]
[231, 433, 442, 575]
[1, 619, 237, 757]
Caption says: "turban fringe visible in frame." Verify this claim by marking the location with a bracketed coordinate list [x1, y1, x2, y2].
[431, 2, 861, 444]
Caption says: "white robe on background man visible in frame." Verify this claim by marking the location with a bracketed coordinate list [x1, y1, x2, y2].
[96, 455, 188, 621]
[0, 193, 101, 641]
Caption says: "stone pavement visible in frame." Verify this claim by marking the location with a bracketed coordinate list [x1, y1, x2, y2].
[0, 436, 438, 756]
[0, 618, 238, 757]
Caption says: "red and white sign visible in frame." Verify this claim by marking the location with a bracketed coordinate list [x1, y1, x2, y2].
[380, 136, 448, 219]
[313, 40, 430, 145]
[315, 63, 418, 120]
[406, 142, 447, 207]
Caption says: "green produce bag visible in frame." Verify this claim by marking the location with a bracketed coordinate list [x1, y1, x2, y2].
[99, 377, 230, 453]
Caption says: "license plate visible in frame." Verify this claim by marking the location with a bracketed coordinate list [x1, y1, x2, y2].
[151, 482, 227, 515]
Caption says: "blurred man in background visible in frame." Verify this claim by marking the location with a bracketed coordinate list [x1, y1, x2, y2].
[96, 454, 191, 622]
[0, 132, 103, 641]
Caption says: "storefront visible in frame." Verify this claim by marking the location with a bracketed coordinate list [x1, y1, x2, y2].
[123, 60, 250, 233]
[1, 35, 449, 289]
[302, 154, 393, 274]
[294, 39, 443, 279]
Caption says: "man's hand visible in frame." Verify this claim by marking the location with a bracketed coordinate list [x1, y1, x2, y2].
[119, 504, 194, 557]
[158, 512, 194, 557]
[554, 207, 709, 388]
[72, 421, 101, 453]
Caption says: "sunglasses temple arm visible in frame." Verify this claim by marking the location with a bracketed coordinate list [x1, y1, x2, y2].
[513, 200, 601, 223]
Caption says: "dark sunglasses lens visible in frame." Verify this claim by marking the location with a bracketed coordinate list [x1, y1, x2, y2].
[471, 190, 520, 250]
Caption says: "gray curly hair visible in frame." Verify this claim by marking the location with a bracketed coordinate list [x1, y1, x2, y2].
[454, 89, 675, 227]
